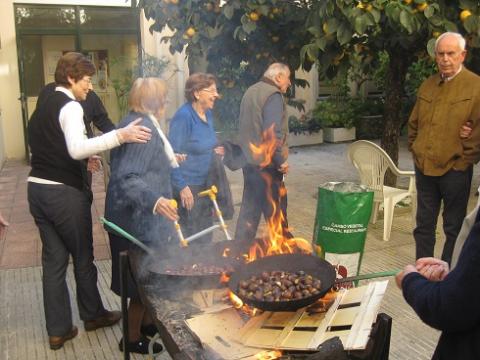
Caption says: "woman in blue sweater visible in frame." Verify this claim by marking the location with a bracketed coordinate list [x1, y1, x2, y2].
[169, 73, 224, 243]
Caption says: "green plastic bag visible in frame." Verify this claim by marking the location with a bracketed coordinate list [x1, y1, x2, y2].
[313, 182, 374, 278]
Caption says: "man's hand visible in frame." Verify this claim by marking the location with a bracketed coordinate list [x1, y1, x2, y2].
[180, 186, 194, 211]
[87, 155, 102, 173]
[460, 120, 473, 139]
[395, 265, 418, 289]
[154, 197, 179, 221]
[278, 162, 289, 174]
[416, 257, 449, 281]
[117, 118, 152, 144]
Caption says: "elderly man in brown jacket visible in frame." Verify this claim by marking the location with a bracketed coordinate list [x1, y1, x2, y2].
[408, 32, 480, 265]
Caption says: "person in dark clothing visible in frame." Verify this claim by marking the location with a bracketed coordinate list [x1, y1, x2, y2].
[168, 73, 224, 244]
[37, 82, 115, 136]
[27, 52, 152, 351]
[234, 63, 292, 243]
[396, 210, 480, 360]
[105, 77, 179, 355]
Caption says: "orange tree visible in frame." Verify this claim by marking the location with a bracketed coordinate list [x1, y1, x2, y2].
[301, 0, 480, 182]
[139, 0, 480, 171]
[138, 0, 313, 131]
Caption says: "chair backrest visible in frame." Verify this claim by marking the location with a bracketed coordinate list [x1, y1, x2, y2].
[347, 140, 396, 199]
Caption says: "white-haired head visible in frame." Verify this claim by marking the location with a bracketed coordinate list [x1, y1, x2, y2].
[263, 63, 291, 93]
[263, 63, 290, 80]
[435, 32, 466, 52]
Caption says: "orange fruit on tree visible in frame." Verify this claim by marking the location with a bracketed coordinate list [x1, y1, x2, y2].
[460, 10, 472, 22]
[322, 22, 329, 33]
[403, 0, 413, 4]
[249, 12, 260, 21]
[356, 2, 365, 9]
[417, 2, 428, 12]
[170, 0, 179, 4]
[365, 4, 373, 11]
[185, 27, 196, 38]
[272, 7, 280, 15]
[432, 31, 441, 38]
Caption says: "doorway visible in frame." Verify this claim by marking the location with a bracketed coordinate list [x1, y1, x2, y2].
[15, 4, 140, 159]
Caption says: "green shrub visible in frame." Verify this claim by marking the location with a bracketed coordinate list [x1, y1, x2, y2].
[312, 97, 356, 129]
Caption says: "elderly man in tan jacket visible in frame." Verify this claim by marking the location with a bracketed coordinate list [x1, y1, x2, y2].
[408, 32, 480, 265]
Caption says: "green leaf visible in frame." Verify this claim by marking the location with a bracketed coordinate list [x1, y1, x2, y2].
[370, 9, 381, 23]
[243, 21, 256, 34]
[354, 16, 367, 34]
[444, 21, 459, 32]
[326, 18, 340, 33]
[399, 10, 414, 34]
[307, 26, 321, 37]
[337, 23, 353, 45]
[463, 15, 479, 33]
[424, 5, 435, 19]
[427, 38, 436, 57]
[428, 15, 444, 27]
[315, 37, 328, 51]
[223, 4, 234, 19]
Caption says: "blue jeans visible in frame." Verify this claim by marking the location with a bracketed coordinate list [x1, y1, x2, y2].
[414, 166, 473, 265]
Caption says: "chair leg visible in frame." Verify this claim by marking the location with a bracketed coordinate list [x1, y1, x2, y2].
[370, 202, 380, 224]
[383, 199, 394, 241]
[410, 195, 417, 226]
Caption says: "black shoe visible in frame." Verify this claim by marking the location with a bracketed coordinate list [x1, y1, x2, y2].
[119, 335, 163, 355]
[141, 323, 158, 338]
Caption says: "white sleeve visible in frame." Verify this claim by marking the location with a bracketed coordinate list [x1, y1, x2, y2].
[59, 101, 120, 160]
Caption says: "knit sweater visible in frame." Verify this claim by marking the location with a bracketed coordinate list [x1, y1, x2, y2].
[402, 210, 480, 359]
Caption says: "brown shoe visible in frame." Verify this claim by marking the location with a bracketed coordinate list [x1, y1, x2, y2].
[49, 326, 78, 350]
[84, 310, 121, 331]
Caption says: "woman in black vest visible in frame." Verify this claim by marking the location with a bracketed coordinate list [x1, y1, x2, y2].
[27, 52, 152, 350]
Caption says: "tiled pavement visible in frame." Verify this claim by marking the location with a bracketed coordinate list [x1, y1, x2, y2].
[0, 139, 478, 359]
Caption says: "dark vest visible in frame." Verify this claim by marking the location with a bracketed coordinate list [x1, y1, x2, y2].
[28, 91, 88, 191]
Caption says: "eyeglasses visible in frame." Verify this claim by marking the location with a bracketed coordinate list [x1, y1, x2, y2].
[201, 88, 219, 95]
[81, 77, 93, 84]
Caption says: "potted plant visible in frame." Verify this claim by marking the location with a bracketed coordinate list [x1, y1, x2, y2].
[312, 96, 356, 143]
[354, 97, 384, 140]
[288, 113, 323, 147]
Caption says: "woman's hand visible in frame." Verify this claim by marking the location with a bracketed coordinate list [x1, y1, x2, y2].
[117, 118, 152, 144]
[154, 197, 179, 221]
[214, 146, 225, 156]
[180, 186, 194, 211]
[87, 155, 102, 173]
[175, 153, 187, 163]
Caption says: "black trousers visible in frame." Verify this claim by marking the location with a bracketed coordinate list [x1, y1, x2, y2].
[234, 165, 290, 243]
[28, 182, 106, 336]
[175, 184, 213, 244]
[414, 166, 473, 265]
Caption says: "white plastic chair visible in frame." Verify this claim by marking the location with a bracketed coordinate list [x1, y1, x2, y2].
[347, 140, 416, 241]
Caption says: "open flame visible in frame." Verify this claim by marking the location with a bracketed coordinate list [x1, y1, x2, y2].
[229, 291, 258, 316]
[246, 126, 312, 261]
[254, 350, 282, 359]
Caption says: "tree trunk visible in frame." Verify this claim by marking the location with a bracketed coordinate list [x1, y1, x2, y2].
[381, 49, 411, 186]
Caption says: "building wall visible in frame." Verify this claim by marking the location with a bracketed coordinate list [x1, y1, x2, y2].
[0, 1, 24, 161]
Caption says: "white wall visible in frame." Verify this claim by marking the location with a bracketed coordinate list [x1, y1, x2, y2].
[0, 1, 24, 160]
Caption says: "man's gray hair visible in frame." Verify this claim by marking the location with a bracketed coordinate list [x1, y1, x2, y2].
[435, 32, 466, 52]
[263, 63, 290, 80]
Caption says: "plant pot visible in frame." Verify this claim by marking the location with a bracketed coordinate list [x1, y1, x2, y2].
[356, 115, 383, 140]
[289, 130, 323, 147]
[323, 127, 356, 143]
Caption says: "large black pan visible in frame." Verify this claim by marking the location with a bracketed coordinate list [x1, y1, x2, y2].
[147, 240, 248, 290]
[228, 253, 337, 311]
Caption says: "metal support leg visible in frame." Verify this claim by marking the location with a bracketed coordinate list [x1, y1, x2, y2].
[120, 251, 130, 360]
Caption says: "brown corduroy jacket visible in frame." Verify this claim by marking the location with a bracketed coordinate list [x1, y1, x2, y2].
[408, 68, 480, 176]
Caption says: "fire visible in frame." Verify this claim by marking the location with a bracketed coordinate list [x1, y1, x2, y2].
[245, 125, 313, 262]
[228, 291, 258, 316]
[219, 272, 230, 284]
[249, 124, 278, 168]
[222, 247, 231, 257]
[254, 350, 282, 359]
